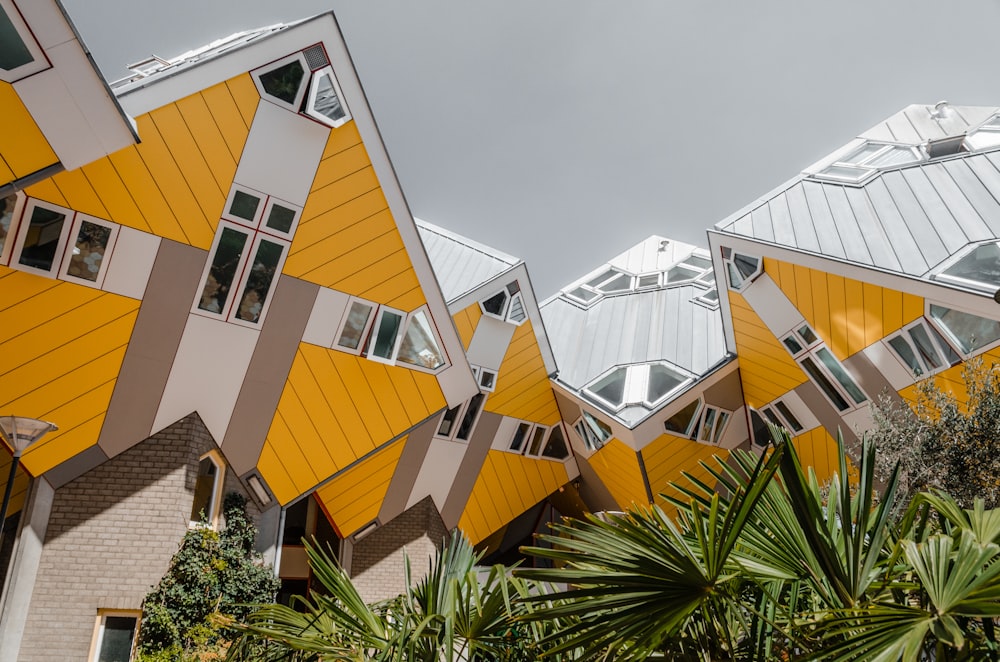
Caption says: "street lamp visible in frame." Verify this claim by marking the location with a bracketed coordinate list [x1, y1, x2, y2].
[0, 416, 57, 540]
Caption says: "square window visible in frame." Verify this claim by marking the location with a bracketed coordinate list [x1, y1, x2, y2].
[265, 202, 297, 234]
[222, 186, 265, 227]
[11, 200, 74, 277]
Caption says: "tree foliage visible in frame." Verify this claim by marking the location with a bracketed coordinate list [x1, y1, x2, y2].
[867, 357, 1000, 508]
[138, 492, 281, 661]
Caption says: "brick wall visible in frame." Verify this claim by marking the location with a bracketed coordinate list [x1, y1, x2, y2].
[350, 496, 449, 603]
[17, 413, 258, 661]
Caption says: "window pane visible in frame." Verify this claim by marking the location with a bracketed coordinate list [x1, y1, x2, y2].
[712, 411, 730, 444]
[0, 193, 15, 255]
[66, 220, 112, 282]
[928, 323, 961, 366]
[309, 71, 347, 123]
[456, 393, 484, 441]
[646, 364, 686, 403]
[567, 286, 599, 302]
[437, 405, 461, 437]
[702, 289, 719, 302]
[733, 254, 760, 279]
[868, 146, 920, 167]
[18, 205, 67, 271]
[482, 291, 508, 316]
[801, 357, 850, 411]
[888, 335, 921, 375]
[235, 239, 283, 323]
[664, 399, 700, 435]
[190, 457, 218, 522]
[229, 190, 261, 223]
[761, 407, 783, 426]
[371, 310, 403, 359]
[699, 408, 717, 442]
[797, 325, 818, 345]
[542, 425, 569, 459]
[528, 427, 546, 456]
[939, 242, 1000, 292]
[597, 272, 632, 293]
[774, 401, 803, 432]
[666, 265, 699, 283]
[510, 422, 531, 452]
[0, 9, 34, 71]
[337, 301, 373, 350]
[908, 324, 942, 370]
[586, 269, 617, 288]
[842, 142, 885, 165]
[258, 59, 305, 104]
[816, 348, 866, 404]
[783, 336, 804, 355]
[479, 370, 496, 390]
[637, 274, 659, 288]
[726, 262, 744, 289]
[583, 412, 612, 444]
[930, 304, 1000, 354]
[587, 367, 627, 406]
[199, 227, 248, 314]
[265, 204, 296, 234]
[507, 293, 526, 323]
[683, 255, 713, 270]
[818, 164, 870, 182]
[97, 616, 137, 662]
[397, 310, 446, 370]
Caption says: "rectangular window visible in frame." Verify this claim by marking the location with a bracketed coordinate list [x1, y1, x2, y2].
[0, 191, 23, 264]
[368, 307, 404, 362]
[928, 304, 1000, 356]
[11, 200, 73, 276]
[509, 422, 532, 452]
[781, 327, 867, 412]
[0, 0, 48, 82]
[60, 215, 119, 288]
[90, 611, 140, 662]
[190, 451, 225, 528]
[526, 425, 548, 457]
[336, 299, 375, 353]
[886, 318, 960, 377]
[196, 224, 251, 316]
[762, 400, 804, 433]
[690, 405, 731, 445]
[233, 236, 285, 325]
[574, 411, 612, 452]
[435, 393, 485, 442]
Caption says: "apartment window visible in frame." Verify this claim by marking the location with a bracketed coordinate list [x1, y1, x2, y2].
[663, 398, 701, 436]
[369, 307, 405, 362]
[253, 47, 352, 129]
[783, 325, 867, 412]
[0, 0, 47, 82]
[723, 249, 761, 291]
[813, 141, 924, 183]
[336, 299, 376, 353]
[541, 424, 570, 459]
[253, 52, 309, 111]
[507, 422, 571, 460]
[886, 318, 960, 377]
[929, 304, 1000, 355]
[934, 242, 1000, 294]
[479, 282, 526, 324]
[574, 411, 612, 452]
[0, 191, 22, 263]
[90, 611, 139, 662]
[332, 300, 448, 372]
[395, 308, 446, 370]
[636, 273, 660, 288]
[691, 405, 731, 445]
[435, 393, 485, 442]
[10, 199, 74, 277]
[472, 366, 498, 392]
[584, 362, 692, 412]
[60, 215, 119, 288]
[507, 292, 527, 324]
[760, 400, 804, 434]
[190, 451, 225, 527]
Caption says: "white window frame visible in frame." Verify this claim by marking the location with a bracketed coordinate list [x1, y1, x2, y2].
[9, 199, 75, 278]
[635, 272, 661, 289]
[691, 405, 732, 446]
[0, 190, 26, 266]
[58, 214, 120, 289]
[190, 450, 226, 529]
[965, 114, 1000, 151]
[691, 286, 720, 310]
[783, 326, 868, 412]
[252, 52, 310, 112]
[931, 240, 1000, 295]
[221, 184, 267, 228]
[506, 291, 528, 325]
[435, 393, 486, 443]
[760, 399, 804, 435]
[259, 196, 303, 240]
[334, 297, 377, 355]
[227, 232, 289, 329]
[885, 317, 961, 378]
[0, 0, 49, 83]
[723, 249, 762, 291]
[663, 397, 703, 437]
[304, 65, 352, 128]
[524, 424, 549, 458]
[573, 411, 612, 452]
[367, 305, 406, 364]
[394, 305, 449, 373]
[539, 422, 572, 460]
[89, 609, 141, 662]
[813, 141, 925, 184]
[472, 365, 498, 392]
[583, 362, 693, 413]
[926, 301, 1000, 358]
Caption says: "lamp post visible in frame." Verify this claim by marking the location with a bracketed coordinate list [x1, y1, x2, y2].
[0, 416, 57, 540]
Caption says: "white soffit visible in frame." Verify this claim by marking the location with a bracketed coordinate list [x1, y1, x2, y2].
[466, 316, 517, 372]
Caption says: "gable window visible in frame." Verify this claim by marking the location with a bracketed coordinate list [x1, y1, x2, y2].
[436, 393, 486, 442]
[723, 249, 761, 291]
[782, 324, 867, 412]
[0, 0, 48, 82]
[574, 411, 612, 452]
[886, 318, 960, 377]
[929, 303, 1000, 355]
[90, 611, 140, 662]
[481, 289, 509, 317]
[190, 451, 225, 528]
[813, 141, 924, 183]
[934, 242, 1000, 294]
[584, 362, 692, 412]
[252, 47, 352, 129]
[479, 281, 527, 324]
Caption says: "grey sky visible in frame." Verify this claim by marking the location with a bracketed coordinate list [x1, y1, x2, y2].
[63, 1, 1000, 297]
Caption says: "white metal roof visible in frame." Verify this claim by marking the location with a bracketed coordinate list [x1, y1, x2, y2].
[415, 218, 520, 304]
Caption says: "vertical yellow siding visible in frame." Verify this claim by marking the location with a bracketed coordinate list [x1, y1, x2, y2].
[641, 432, 729, 507]
[25, 75, 257, 249]
[452, 303, 482, 350]
[284, 125, 427, 311]
[897, 346, 1000, 407]
[315, 436, 407, 536]
[791, 427, 843, 486]
[765, 258, 923, 360]
[457, 451, 568, 544]
[729, 292, 807, 408]
[257, 344, 446, 504]
[0, 452, 30, 519]
[0, 270, 140, 475]
[588, 439, 648, 510]
[485, 322, 561, 425]
[0, 82, 58, 181]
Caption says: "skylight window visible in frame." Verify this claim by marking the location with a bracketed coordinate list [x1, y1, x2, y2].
[935, 242, 1000, 294]
[814, 141, 924, 183]
[965, 114, 1000, 151]
[583, 362, 692, 412]
[929, 304, 1000, 355]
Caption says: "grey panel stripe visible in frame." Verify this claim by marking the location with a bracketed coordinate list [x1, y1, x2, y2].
[438, 411, 502, 529]
[377, 417, 437, 523]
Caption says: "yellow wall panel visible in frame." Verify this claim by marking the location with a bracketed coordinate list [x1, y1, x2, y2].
[226, 74, 260, 129]
[175, 92, 239, 193]
[49, 169, 109, 219]
[108, 147, 189, 243]
[0, 83, 58, 179]
[588, 439, 648, 510]
[315, 437, 406, 536]
[728, 292, 807, 408]
[791, 427, 842, 487]
[0, 452, 29, 518]
[765, 258, 924, 361]
[0, 154, 14, 184]
[261, 343, 446, 502]
[20, 405, 107, 475]
[453, 303, 482, 350]
[310, 143, 371, 190]
[363, 271, 425, 312]
[291, 189, 391, 252]
[258, 442, 298, 506]
[485, 321, 560, 423]
[458, 450, 568, 544]
[23, 178, 68, 207]
[79, 159, 151, 232]
[201, 78, 254, 161]
[642, 432, 729, 506]
[320, 122, 364, 160]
